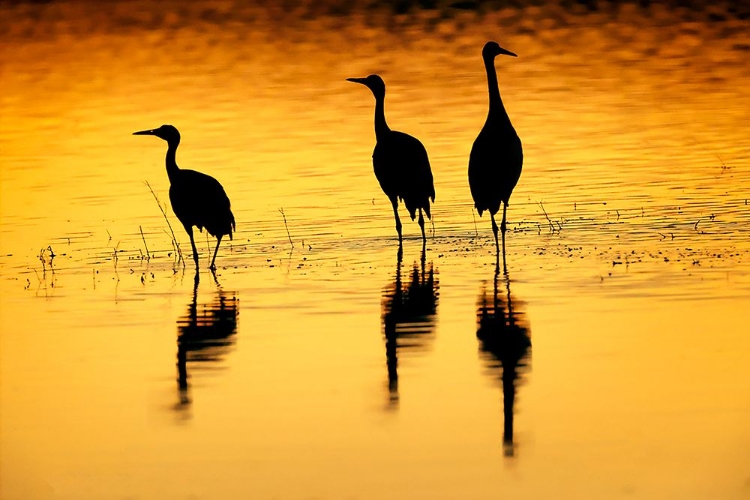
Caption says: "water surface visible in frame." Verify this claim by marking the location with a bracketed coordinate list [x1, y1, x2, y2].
[1, 1, 749, 499]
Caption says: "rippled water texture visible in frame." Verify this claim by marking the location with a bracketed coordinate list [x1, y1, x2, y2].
[1, 1, 749, 499]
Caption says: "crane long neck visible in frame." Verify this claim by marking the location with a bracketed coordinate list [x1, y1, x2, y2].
[374, 95, 390, 141]
[485, 57, 512, 128]
[165, 141, 180, 182]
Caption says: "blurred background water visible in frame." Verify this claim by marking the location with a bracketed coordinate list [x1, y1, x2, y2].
[1, 1, 749, 499]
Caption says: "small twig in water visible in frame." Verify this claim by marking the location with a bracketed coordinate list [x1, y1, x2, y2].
[537, 202, 557, 233]
[113, 241, 120, 281]
[716, 153, 731, 171]
[38, 248, 47, 273]
[139, 225, 151, 260]
[279, 208, 294, 249]
[472, 208, 478, 238]
[145, 181, 183, 267]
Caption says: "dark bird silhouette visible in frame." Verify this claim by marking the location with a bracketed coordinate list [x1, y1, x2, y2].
[468, 41, 523, 258]
[476, 263, 531, 456]
[347, 75, 435, 249]
[381, 249, 439, 409]
[134, 125, 235, 270]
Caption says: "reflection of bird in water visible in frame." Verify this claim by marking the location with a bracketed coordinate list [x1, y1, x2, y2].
[134, 125, 235, 270]
[468, 41, 523, 258]
[381, 250, 439, 408]
[476, 264, 531, 456]
[347, 74, 435, 249]
[176, 272, 239, 415]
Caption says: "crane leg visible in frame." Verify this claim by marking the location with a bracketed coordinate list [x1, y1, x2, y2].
[491, 213, 500, 256]
[500, 204, 508, 273]
[210, 235, 223, 271]
[501, 229, 507, 275]
[418, 208, 426, 245]
[391, 199, 402, 246]
[185, 225, 199, 269]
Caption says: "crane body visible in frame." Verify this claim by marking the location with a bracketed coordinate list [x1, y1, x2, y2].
[348, 74, 435, 248]
[468, 41, 523, 255]
[134, 125, 235, 270]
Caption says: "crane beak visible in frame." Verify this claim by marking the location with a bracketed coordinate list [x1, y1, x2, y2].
[346, 77, 367, 85]
[498, 47, 517, 57]
[133, 129, 156, 136]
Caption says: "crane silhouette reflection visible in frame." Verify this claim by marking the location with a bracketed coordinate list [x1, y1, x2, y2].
[175, 272, 239, 416]
[476, 264, 531, 456]
[381, 250, 439, 409]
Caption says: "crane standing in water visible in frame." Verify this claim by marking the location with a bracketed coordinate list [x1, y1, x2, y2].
[468, 41, 523, 257]
[134, 125, 235, 270]
[347, 74, 435, 250]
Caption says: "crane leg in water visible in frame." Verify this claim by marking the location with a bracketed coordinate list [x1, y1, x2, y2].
[210, 235, 223, 270]
[500, 203, 510, 273]
[503, 233, 508, 275]
[491, 213, 500, 255]
[185, 225, 200, 268]
[418, 208, 426, 244]
[391, 198, 403, 245]
[500, 227, 508, 275]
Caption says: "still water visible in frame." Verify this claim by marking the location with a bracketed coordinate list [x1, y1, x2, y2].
[1, 1, 749, 499]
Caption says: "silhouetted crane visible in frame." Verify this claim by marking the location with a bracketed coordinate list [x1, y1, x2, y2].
[347, 75, 435, 249]
[134, 125, 235, 270]
[468, 41, 523, 257]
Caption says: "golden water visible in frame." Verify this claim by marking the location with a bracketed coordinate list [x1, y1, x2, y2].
[1, 1, 749, 499]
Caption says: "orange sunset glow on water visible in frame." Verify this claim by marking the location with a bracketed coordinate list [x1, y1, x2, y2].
[1, 1, 749, 499]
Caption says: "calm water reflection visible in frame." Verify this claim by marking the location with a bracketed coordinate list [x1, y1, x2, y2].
[1, 1, 750, 499]
[175, 272, 238, 417]
[476, 265, 531, 457]
[381, 250, 439, 408]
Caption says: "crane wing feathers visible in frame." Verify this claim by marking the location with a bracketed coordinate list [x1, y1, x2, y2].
[468, 129, 523, 214]
[372, 131, 435, 217]
[169, 169, 235, 238]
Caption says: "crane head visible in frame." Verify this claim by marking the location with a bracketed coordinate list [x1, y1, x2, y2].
[483, 41, 517, 59]
[347, 74, 386, 100]
[133, 124, 181, 145]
